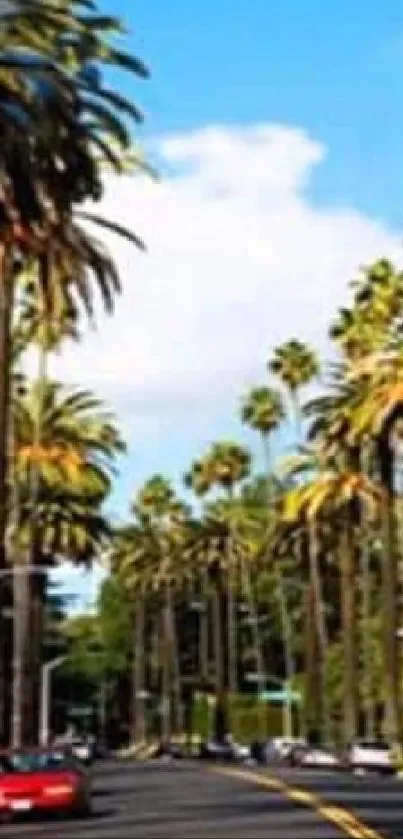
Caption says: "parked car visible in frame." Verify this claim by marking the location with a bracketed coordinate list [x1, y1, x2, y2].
[270, 737, 307, 760]
[153, 742, 184, 760]
[289, 743, 339, 769]
[198, 736, 250, 762]
[341, 741, 393, 775]
[0, 747, 91, 820]
[53, 732, 94, 767]
[70, 737, 94, 767]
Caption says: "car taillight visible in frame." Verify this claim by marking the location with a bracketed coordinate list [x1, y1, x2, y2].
[43, 783, 75, 797]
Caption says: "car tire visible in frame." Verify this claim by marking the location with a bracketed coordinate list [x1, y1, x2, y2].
[74, 802, 92, 819]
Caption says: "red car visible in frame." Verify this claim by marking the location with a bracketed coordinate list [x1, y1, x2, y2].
[0, 747, 91, 819]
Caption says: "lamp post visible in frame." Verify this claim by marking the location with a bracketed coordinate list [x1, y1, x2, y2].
[39, 654, 67, 747]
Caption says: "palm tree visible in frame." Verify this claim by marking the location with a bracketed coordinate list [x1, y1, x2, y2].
[133, 476, 190, 742]
[185, 444, 250, 738]
[241, 385, 284, 464]
[184, 460, 221, 707]
[205, 442, 250, 702]
[283, 444, 381, 744]
[240, 385, 295, 713]
[0, 0, 148, 739]
[328, 266, 403, 744]
[12, 380, 124, 743]
[348, 350, 403, 745]
[110, 522, 156, 746]
[268, 340, 319, 434]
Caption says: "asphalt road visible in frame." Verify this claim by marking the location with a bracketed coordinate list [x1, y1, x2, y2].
[1, 759, 402, 838]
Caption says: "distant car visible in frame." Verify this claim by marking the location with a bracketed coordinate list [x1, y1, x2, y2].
[199, 740, 233, 761]
[0, 748, 91, 820]
[289, 743, 339, 769]
[199, 738, 250, 762]
[270, 737, 307, 760]
[153, 742, 184, 760]
[70, 737, 94, 767]
[341, 741, 393, 775]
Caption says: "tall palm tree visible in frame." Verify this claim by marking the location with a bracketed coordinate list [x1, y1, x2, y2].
[268, 340, 319, 434]
[0, 0, 148, 739]
[184, 459, 220, 707]
[283, 445, 381, 744]
[240, 385, 295, 711]
[185, 444, 250, 737]
[12, 380, 124, 743]
[110, 522, 156, 745]
[241, 385, 284, 464]
[134, 476, 189, 742]
[205, 442, 250, 701]
[348, 350, 403, 745]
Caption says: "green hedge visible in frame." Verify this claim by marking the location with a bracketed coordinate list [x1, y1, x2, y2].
[192, 693, 286, 742]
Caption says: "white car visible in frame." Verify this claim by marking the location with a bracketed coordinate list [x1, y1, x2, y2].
[70, 738, 94, 766]
[290, 744, 339, 768]
[344, 741, 392, 774]
[270, 737, 307, 760]
[232, 742, 250, 761]
[300, 747, 339, 768]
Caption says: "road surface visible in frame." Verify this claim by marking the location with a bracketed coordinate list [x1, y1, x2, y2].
[1, 759, 402, 838]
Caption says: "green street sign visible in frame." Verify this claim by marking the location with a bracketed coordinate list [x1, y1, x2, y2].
[260, 690, 301, 703]
[68, 705, 93, 717]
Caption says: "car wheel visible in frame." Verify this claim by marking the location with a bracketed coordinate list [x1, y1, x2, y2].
[73, 802, 92, 819]
[0, 811, 11, 825]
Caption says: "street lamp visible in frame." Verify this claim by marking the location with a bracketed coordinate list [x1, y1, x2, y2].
[39, 655, 68, 747]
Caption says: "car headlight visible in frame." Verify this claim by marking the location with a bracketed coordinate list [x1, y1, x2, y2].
[43, 784, 75, 796]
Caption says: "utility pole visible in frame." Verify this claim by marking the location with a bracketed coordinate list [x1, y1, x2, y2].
[39, 655, 67, 747]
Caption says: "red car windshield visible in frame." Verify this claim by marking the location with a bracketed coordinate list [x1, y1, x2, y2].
[0, 751, 71, 774]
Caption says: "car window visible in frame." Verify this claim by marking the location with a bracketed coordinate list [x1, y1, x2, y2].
[356, 741, 389, 750]
[0, 750, 71, 773]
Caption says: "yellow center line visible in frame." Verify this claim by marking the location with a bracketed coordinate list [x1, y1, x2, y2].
[211, 766, 386, 839]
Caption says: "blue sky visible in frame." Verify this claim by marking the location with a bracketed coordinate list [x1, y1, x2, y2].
[55, 0, 403, 527]
[55, 0, 403, 603]
[103, 0, 403, 225]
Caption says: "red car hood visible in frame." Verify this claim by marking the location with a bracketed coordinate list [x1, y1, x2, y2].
[0, 770, 75, 797]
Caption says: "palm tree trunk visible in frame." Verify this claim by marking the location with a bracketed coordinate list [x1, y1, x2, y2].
[132, 588, 146, 744]
[26, 343, 48, 744]
[360, 444, 375, 739]
[29, 562, 44, 745]
[212, 573, 226, 742]
[273, 563, 295, 734]
[199, 568, 209, 685]
[11, 564, 29, 748]
[340, 514, 358, 745]
[0, 241, 14, 742]
[151, 611, 160, 739]
[381, 490, 403, 744]
[308, 517, 330, 743]
[361, 531, 375, 740]
[169, 590, 183, 735]
[241, 560, 266, 738]
[227, 537, 237, 698]
[263, 432, 296, 732]
[304, 581, 320, 741]
[161, 584, 173, 744]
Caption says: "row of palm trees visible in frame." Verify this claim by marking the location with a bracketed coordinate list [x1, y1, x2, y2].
[0, 0, 147, 744]
[104, 258, 403, 749]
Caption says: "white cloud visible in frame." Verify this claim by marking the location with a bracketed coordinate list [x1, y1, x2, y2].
[50, 122, 401, 430]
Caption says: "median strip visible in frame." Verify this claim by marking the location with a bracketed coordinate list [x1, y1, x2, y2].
[212, 766, 385, 839]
